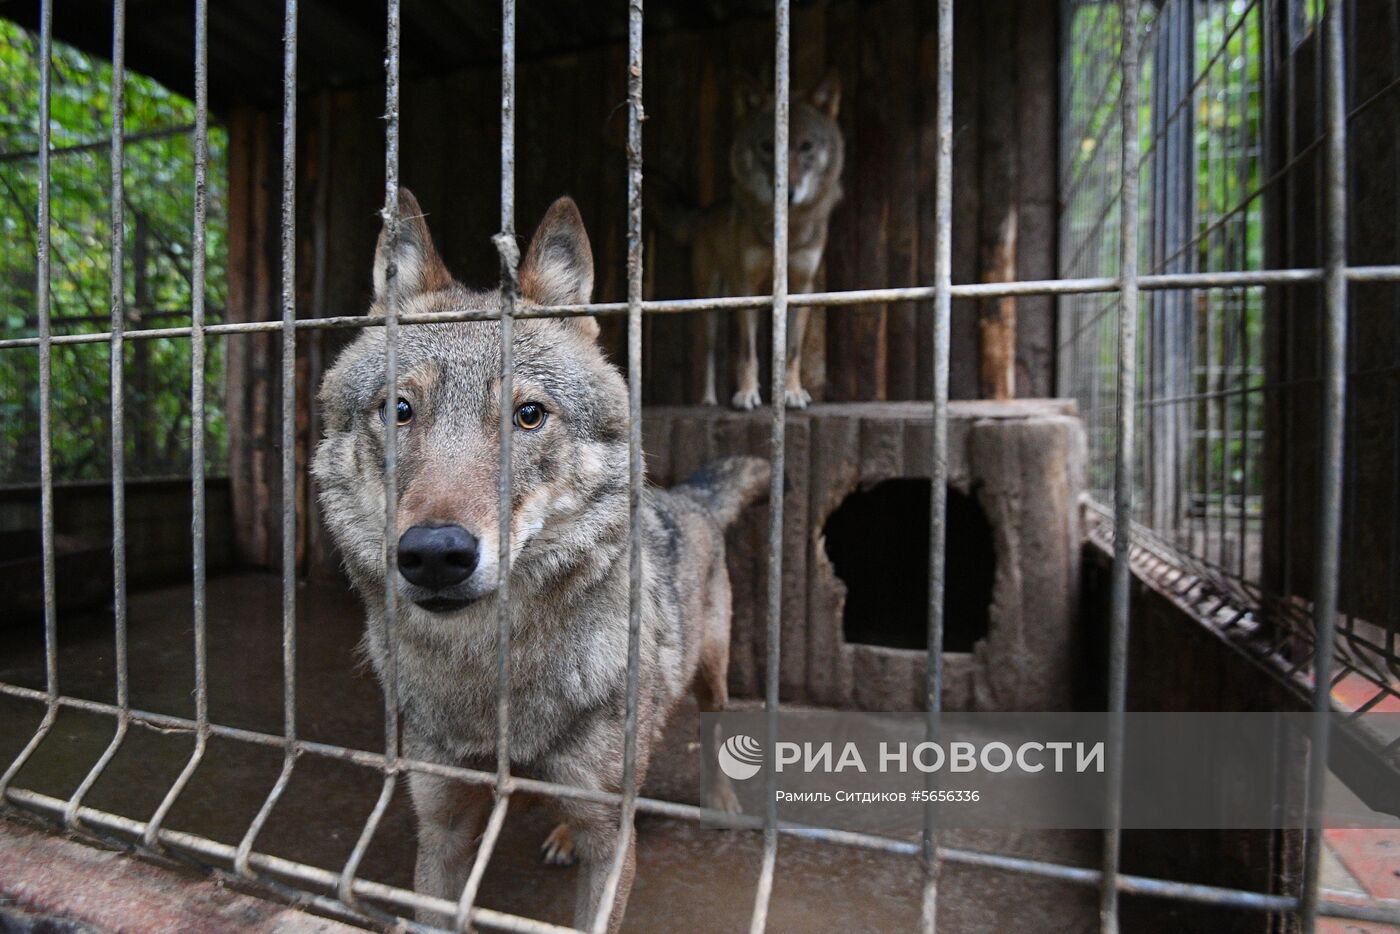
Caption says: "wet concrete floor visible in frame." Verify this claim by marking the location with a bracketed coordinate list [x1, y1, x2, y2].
[0, 572, 1100, 932]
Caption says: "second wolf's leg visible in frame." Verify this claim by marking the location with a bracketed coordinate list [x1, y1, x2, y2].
[731, 305, 762, 410]
[783, 263, 817, 408]
[408, 770, 493, 925]
[783, 304, 812, 409]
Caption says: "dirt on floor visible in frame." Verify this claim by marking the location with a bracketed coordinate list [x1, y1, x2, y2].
[0, 572, 1100, 933]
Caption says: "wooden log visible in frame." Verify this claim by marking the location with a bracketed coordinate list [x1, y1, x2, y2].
[806, 413, 861, 706]
[860, 413, 904, 483]
[716, 413, 758, 696]
[780, 416, 810, 700]
[747, 416, 773, 691]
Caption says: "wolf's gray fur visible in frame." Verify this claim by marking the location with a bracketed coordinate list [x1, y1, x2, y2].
[658, 69, 844, 410]
[311, 190, 768, 931]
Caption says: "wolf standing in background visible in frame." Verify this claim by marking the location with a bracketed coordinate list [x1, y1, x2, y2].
[661, 70, 844, 410]
[312, 190, 769, 930]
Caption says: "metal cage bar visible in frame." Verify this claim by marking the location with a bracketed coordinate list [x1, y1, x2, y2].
[750, 3, 791, 930]
[920, 0, 954, 930]
[235, 0, 300, 879]
[141, 0, 210, 852]
[61, 0, 129, 832]
[3, 0, 1400, 931]
[338, 0, 404, 912]
[0, 0, 58, 807]
[590, 0, 648, 929]
[10, 265, 1400, 354]
[1299, 1, 1349, 928]
[451, 0, 524, 927]
[1100, 1, 1141, 930]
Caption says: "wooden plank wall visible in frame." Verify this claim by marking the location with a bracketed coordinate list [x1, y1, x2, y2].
[224, 0, 1058, 569]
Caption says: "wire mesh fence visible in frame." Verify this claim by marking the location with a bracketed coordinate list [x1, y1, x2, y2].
[1060, 0, 1400, 725]
[1, 0, 1398, 932]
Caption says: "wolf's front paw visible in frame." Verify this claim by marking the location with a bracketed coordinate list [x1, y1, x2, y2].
[540, 822, 577, 867]
[783, 385, 811, 409]
[731, 386, 763, 411]
[701, 389, 719, 406]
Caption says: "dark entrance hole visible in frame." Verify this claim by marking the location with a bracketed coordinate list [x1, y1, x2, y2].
[823, 479, 995, 652]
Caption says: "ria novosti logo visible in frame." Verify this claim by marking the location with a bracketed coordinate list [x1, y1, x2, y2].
[717, 734, 764, 780]
[716, 733, 1106, 780]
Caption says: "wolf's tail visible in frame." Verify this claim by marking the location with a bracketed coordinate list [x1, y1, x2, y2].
[673, 456, 772, 529]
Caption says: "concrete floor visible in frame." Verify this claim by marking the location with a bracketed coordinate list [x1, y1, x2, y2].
[0, 572, 1099, 933]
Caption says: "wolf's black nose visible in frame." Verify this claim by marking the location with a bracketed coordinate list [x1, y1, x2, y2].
[397, 524, 479, 590]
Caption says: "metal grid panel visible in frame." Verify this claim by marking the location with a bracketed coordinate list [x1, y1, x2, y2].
[1060, 0, 1400, 741]
[1, 1, 1398, 932]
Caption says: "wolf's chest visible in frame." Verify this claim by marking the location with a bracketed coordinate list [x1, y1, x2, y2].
[385, 610, 631, 762]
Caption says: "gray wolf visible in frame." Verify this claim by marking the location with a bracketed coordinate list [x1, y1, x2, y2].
[660, 69, 844, 410]
[311, 190, 769, 930]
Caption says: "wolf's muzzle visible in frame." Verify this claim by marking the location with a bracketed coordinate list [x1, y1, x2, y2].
[397, 524, 480, 610]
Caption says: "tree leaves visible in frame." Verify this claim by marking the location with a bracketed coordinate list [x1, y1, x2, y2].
[0, 19, 228, 483]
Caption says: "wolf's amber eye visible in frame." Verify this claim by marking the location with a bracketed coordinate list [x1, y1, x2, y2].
[379, 397, 413, 426]
[513, 402, 547, 431]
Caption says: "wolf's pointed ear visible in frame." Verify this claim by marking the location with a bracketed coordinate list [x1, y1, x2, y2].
[519, 196, 599, 339]
[371, 187, 451, 309]
[809, 69, 841, 120]
[734, 72, 769, 118]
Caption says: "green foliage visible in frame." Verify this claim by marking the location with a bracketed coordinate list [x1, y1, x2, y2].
[0, 18, 228, 483]
[1062, 0, 1266, 522]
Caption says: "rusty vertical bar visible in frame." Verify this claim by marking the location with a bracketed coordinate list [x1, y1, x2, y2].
[1299, 0, 1348, 928]
[65, 0, 130, 828]
[452, 0, 520, 925]
[1101, 0, 1140, 930]
[750, 1, 789, 931]
[277, 0, 299, 760]
[236, 0, 299, 875]
[339, 0, 402, 905]
[493, 0, 517, 791]
[144, 0, 210, 848]
[590, 2, 645, 930]
[920, 0, 954, 930]
[0, 0, 57, 804]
